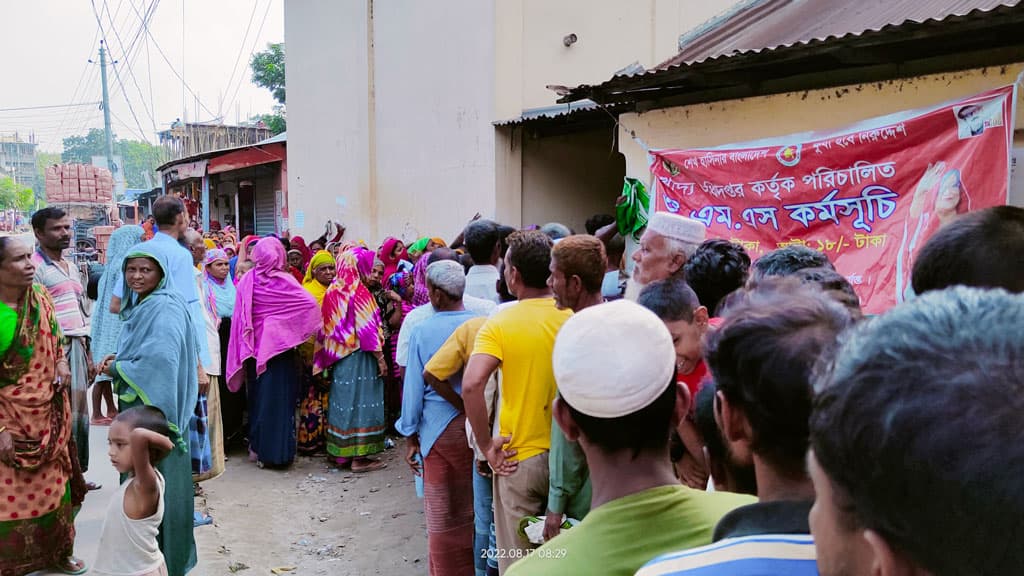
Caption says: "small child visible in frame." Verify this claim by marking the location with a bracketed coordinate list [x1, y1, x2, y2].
[92, 406, 175, 576]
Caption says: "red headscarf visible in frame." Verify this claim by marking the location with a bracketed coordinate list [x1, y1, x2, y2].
[378, 237, 403, 280]
[291, 236, 312, 270]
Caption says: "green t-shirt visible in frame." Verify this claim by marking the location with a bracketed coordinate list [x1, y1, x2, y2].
[0, 302, 16, 357]
[506, 485, 756, 576]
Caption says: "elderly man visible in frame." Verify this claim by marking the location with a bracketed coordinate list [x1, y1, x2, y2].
[809, 287, 1024, 576]
[31, 207, 96, 486]
[397, 260, 486, 576]
[507, 301, 753, 576]
[627, 212, 706, 300]
[184, 230, 222, 478]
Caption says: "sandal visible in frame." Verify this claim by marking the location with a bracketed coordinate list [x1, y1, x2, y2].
[351, 459, 387, 473]
[193, 511, 214, 527]
[86, 481, 102, 491]
[54, 556, 88, 575]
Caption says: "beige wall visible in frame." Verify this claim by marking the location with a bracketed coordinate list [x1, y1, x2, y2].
[495, 0, 741, 120]
[521, 127, 625, 231]
[285, 0, 373, 242]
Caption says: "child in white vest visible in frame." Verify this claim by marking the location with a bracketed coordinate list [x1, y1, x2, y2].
[92, 406, 174, 576]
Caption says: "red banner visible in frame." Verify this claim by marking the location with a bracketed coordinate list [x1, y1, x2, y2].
[650, 86, 1015, 314]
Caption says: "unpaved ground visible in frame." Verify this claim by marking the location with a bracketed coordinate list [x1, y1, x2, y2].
[195, 445, 428, 576]
[38, 423, 427, 576]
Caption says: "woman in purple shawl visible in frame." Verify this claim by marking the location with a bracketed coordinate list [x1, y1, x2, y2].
[227, 238, 321, 468]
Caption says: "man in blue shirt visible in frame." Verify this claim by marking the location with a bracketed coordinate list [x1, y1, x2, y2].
[397, 259, 484, 576]
[638, 280, 856, 576]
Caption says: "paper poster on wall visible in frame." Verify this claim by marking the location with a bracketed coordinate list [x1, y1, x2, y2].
[650, 85, 1015, 314]
[294, 209, 305, 229]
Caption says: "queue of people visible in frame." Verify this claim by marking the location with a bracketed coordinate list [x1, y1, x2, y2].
[0, 195, 1022, 576]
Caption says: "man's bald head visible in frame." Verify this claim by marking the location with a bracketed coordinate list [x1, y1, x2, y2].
[184, 229, 205, 266]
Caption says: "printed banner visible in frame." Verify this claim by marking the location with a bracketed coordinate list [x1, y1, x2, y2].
[650, 86, 1015, 314]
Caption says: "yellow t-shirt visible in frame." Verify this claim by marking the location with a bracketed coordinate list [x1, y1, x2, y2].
[424, 316, 487, 380]
[472, 298, 572, 462]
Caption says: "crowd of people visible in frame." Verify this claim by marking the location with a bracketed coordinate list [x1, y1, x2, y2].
[0, 192, 1021, 576]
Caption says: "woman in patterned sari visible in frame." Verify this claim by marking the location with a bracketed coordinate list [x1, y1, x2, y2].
[314, 247, 388, 472]
[0, 237, 86, 575]
[297, 250, 336, 454]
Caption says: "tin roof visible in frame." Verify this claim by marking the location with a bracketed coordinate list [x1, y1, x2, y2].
[560, 0, 1024, 107]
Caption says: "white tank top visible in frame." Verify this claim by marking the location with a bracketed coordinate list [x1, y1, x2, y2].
[92, 471, 166, 576]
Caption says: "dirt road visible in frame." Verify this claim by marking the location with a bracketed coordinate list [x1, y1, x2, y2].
[39, 426, 428, 576]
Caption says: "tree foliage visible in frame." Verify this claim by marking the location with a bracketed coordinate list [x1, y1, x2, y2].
[251, 43, 286, 105]
[60, 128, 165, 190]
[0, 176, 36, 211]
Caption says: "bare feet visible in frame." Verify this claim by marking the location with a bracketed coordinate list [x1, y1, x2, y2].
[351, 458, 386, 473]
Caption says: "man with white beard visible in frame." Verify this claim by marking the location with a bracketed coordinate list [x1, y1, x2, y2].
[625, 212, 707, 301]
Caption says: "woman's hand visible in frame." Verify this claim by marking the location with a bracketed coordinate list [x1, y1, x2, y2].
[98, 355, 116, 377]
[55, 359, 71, 393]
[0, 431, 15, 468]
[376, 355, 388, 378]
[387, 290, 403, 303]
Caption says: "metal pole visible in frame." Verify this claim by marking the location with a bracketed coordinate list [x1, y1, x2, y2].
[99, 42, 116, 182]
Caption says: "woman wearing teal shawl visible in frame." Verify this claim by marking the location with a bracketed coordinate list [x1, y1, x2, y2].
[98, 249, 198, 576]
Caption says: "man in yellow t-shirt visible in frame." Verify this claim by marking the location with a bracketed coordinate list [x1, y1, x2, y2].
[463, 230, 572, 573]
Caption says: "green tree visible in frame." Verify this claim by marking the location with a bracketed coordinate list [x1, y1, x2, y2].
[60, 129, 164, 190]
[0, 176, 35, 211]
[251, 43, 285, 105]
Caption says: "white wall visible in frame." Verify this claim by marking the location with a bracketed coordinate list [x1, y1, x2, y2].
[285, 0, 372, 243]
[371, 0, 497, 243]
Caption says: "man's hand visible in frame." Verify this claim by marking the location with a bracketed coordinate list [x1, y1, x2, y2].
[483, 435, 518, 476]
[0, 431, 14, 468]
[543, 510, 563, 542]
[405, 437, 422, 476]
[677, 453, 709, 490]
[197, 366, 210, 396]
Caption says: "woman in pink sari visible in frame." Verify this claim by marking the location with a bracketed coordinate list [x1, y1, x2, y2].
[227, 238, 321, 468]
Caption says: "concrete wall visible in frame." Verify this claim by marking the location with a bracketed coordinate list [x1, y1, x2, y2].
[618, 64, 1024, 212]
[521, 127, 625, 231]
[372, 0, 497, 242]
[285, 0, 372, 242]
[494, 0, 740, 120]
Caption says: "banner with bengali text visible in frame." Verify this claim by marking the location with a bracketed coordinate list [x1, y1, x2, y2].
[650, 85, 1015, 314]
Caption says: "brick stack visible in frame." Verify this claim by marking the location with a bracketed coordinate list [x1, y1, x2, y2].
[92, 225, 116, 264]
[45, 164, 114, 204]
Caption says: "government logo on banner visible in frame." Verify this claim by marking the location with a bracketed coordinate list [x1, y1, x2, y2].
[650, 85, 1015, 314]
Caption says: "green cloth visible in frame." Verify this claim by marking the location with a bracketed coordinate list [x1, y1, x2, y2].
[548, 420, 591, 520]
[408, 237, 431, 256]
[0, 302, 15, 357]
[617, 177, 651, 241]
[507, 485, 756, 576]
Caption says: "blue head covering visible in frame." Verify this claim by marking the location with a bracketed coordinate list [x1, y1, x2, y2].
[90, 225, 144, 364]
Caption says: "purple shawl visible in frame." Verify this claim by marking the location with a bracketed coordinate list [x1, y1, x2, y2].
[226, 237, 321, 391]
[412, 255, 431, 307]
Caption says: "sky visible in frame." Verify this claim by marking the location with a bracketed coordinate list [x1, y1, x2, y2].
[0, 0, 285, 153]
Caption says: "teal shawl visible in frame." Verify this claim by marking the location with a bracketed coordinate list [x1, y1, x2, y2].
[90, 225, 145, 363]
[114, 250, 199, 451]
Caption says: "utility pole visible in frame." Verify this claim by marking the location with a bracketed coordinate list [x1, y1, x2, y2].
[99, 41, 116, 179]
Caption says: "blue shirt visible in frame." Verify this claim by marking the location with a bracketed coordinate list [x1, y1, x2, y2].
[635, 534, 819, 576]
[114, 231, 209, 365]
[396, 309, 481, 458]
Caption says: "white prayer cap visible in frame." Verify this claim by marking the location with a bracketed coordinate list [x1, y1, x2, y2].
[553, 300, 675, 418]
[426, 260, 466, 297]
[646, 211, 706, 245]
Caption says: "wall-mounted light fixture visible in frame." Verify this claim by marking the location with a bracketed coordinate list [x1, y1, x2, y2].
[563, 33, 578, 47]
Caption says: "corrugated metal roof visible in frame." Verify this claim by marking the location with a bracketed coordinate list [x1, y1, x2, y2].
[560, 2, 1024, 105]
[493, 101, 599, 126]
[657, 0, 1020, 70]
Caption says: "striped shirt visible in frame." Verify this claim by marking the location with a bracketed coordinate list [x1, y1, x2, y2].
[635, 534, 818, 576]
[33, 249, 89, 337]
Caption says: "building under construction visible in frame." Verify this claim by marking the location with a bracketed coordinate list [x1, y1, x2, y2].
[158, 122, 273, 162]
[0, 132, 38, 191]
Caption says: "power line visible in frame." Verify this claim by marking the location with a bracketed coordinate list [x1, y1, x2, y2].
[0, 102, 102, 113]
[102, 0, 158, 129]
[224, 0, 274, 121]
[219, 0, 260, 118]
[139, 8, 219, 120]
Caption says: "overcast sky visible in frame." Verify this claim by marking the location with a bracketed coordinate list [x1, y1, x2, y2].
[0, 0, 284, 152]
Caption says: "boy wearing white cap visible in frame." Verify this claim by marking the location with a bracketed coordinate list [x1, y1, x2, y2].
[506, 300, 754, 576]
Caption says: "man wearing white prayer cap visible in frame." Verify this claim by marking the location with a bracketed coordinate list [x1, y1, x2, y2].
[627, 212, 706, 301]
[506, 300, 754, 576]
